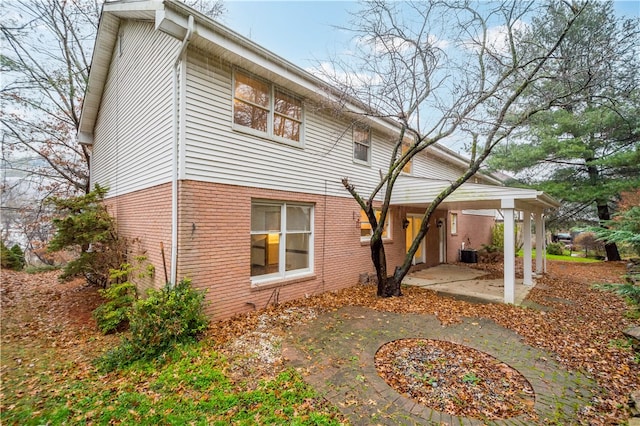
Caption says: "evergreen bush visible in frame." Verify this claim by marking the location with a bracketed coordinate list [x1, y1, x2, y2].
[546, 242, 565, 256]
[1, 241, 25, 270]
[48, 184, 127, 287]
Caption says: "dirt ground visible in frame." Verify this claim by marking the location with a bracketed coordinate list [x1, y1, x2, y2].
[1, 260, 638, 424]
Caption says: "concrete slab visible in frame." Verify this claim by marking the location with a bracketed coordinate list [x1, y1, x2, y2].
[402, 264, 533, 305]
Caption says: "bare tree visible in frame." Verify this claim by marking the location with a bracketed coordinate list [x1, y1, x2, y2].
[321, 0, 586, 297]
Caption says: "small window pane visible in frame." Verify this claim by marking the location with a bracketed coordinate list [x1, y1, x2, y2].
[274, 115, 300, 141]
[285, 233, 309, 271]
[251, 233, 280, 276]
[354, 142, 369, 162]
[360, 209, 389, 238]
[251, 205, 281, 232]
[354, 127, 370, 163]
[287, 205, 311, 231]
[235, 73, 269, 107]
[234, 100, 268, 132]
[275, 90, 301, 120]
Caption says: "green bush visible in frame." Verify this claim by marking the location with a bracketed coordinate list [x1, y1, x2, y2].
[95, 279, 208, 371]
[1, 241, 25, 270]
[546, 242, 565, 256]
[93, 281, 137, 334]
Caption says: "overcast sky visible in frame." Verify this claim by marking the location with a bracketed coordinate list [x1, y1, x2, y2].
[222, 1, 639, 71]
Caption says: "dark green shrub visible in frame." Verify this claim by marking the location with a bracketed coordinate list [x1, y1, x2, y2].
[546, 242, 565, 256]
[47, 184, 127, 287]
[1, 241, 25, 270]
[95, 278, 208, 371]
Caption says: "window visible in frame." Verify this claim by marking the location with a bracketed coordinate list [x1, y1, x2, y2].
[401, 138, 413, 174]
[450, 213, 458, 235]
[360, 209, 390, 240]
[251, 201, 313, 282]
[233, 71, 303, 144]
[353, 126, 371, 164]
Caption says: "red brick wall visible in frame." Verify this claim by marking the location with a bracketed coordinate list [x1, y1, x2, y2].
[177, 180, 415, 320]
[106, 181, 459, 321]
[447, 210, 495, 261]
[105, 183, 172, 293]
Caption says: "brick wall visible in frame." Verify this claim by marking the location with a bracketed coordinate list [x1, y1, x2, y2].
[105, 183, 173, 293]
[106, 180, 464, 321]
[446, 210, 495, 261]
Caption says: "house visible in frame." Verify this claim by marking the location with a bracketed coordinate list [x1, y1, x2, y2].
[78, 0, 559, 320]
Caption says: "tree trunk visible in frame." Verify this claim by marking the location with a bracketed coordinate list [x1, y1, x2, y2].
[597, 203, 621, 261]
[371, 236, 401, 297]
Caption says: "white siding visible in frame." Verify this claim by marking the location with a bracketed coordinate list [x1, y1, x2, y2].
[183, 50, 468, 200]
[91, 21, 179, 197]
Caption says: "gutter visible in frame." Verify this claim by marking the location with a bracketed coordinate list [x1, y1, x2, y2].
[170, 14, 194, 286]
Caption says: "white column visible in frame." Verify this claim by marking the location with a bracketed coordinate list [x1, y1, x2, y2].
[535, 212, 545, 275]
[502, 198, 515, 304]
[523, 211, 533, 285]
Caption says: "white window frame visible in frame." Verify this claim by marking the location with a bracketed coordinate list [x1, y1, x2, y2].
[360, 208, 391, 241]
[232, 70, 304, 147]
[250, 200, 314, 285]
[353, 125, 371, 165]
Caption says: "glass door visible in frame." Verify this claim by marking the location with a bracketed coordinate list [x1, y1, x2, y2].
[405, 215, 425, 265]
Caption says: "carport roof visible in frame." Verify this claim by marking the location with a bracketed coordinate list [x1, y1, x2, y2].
[389, 175, 560, 212]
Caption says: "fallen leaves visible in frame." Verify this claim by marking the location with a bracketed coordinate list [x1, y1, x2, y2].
[375, 338, 536, 420]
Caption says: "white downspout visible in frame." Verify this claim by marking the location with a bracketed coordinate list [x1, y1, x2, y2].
[170, 15, 194, 286]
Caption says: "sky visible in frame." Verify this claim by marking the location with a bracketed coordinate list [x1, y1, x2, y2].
[221, 0, 639, 71]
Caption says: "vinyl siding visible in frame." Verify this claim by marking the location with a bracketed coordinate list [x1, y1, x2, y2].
[183, 49, 466, 200]
[91, 21, 178, 197]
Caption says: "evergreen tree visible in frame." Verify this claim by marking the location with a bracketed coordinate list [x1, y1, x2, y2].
[490, 1, 640, 261]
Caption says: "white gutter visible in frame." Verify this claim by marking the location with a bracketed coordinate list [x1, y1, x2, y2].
[170, 14, 194, 286]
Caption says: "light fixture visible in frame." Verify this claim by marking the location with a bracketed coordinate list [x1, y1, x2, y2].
[437, 219, 443, 228]
[402, 218, 410, 229]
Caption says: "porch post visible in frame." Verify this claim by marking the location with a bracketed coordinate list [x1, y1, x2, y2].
[535, 212, 545, 275]
[523, 210, 533, 285]
[502, 198, 515, 304]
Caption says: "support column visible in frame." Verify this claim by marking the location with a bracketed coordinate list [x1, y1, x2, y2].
[535, 212, 545, 275]
[523, 211, 533, 285]
[502, 198, 515, 304]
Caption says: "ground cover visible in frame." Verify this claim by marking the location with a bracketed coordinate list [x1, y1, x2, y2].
[1, 260, 638, 425]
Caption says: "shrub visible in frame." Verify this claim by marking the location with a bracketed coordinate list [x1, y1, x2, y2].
[546, 242, 565, 256]
[95, 278, 208, 371]
[92, 258, 154, 334]
[93, 281, 137, 334]
[1, 241, 25, 270]
[47, 184, 127, 287]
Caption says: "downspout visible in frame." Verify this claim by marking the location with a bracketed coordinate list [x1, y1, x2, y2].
[170, 15, 194, 286]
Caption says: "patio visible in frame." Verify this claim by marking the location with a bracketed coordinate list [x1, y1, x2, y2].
[402, 263, 533, 305]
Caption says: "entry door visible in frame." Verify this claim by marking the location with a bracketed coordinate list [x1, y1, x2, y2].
[405, 215, 425, 265]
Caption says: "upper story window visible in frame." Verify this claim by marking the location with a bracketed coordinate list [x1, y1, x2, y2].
[233, 70, 303, 145]
[401, 138, 414, 174]
[360, 209, 390, 240]
[353, 125, 371, 165]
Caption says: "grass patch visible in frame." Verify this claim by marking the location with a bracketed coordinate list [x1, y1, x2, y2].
[517, 249, 602, 263]
[24, 264, 60, 274]
[1, 341, 342, 425]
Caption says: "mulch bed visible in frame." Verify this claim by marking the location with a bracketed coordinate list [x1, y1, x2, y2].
[375, 338, 535, 420]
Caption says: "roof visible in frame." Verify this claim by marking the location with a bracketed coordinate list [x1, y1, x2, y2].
[77, 0, 503, 185]
[390, 175, 560, 212]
